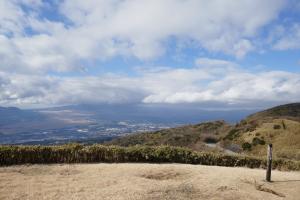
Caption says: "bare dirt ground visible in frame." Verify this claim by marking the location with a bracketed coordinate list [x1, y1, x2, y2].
[0, 163, 299, 200]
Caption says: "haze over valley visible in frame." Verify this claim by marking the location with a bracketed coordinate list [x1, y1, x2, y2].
[0, 104, 254, 145]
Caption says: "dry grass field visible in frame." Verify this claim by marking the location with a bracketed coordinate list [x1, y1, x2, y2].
[0, 163, 299, 200]
[235, 119, 300, 160]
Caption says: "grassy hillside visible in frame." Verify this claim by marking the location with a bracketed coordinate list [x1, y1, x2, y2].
[108, 103, 300, 160]
[107, 121, 231, 152]
[246, 103, 300, 122]
[222, 103, 300, 160]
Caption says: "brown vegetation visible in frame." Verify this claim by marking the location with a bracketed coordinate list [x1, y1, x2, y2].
[107, 121, 230, 151]
[1, 163, 299, 200]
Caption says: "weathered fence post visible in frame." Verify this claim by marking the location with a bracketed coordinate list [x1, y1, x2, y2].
[266, 144, 272, 182]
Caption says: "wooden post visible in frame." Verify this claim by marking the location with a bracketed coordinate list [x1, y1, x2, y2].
[266, 144, 272, 182]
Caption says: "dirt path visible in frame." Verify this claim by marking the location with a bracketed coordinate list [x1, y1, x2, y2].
[0, 163, 299, 200]
[204, 142, 239, 155]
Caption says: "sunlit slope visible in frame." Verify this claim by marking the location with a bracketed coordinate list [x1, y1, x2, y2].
[222, 103, 300, 160]
[107, 121, 231, 151]
[224, 119, 300, 159]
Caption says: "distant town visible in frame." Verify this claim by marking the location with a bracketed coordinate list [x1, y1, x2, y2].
[0, 120, 180, 145]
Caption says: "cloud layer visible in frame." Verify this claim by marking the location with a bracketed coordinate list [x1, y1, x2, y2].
[0, 0, 289, 73]
[0, 0, 299, 108]
[1, 58, 299, 108]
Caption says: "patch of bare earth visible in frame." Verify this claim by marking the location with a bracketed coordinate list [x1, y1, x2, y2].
[0, 163, 299, 200]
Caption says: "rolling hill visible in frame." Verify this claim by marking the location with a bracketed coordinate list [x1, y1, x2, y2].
[0, 107, 44, 126]
[108, 103, 300, 160]
[222, 103, 300, 160]
[246, 103, 300, 121]
[107, 120, 231, 152]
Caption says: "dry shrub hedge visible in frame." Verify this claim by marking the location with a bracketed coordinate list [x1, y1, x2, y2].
[0, 144, 299, 171]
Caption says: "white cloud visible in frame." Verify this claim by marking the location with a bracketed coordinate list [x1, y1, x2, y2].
[141, 68, 300, 105]
[57, 0, 284, 59]
[0, 1, 297, 108]
[196, 58, 235, 67]
[0, 0, 43, 35]
[1, 59, 299, 108]
[0, 0, 287, 73]
[0, 0, 25, 35]
[273, 23, 300, 50]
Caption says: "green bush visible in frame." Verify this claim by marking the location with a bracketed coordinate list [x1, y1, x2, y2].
[252, 137, 266, 146]
[0, 144, 299, 171]
[203, 136, 218, 143]
[224, 129, 239, 140]
[242, 142, 252, 151]
[273, 124, 281, 129]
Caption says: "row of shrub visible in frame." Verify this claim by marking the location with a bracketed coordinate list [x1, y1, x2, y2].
[242, 137, 266, 151]
[0, 144, 299, 171]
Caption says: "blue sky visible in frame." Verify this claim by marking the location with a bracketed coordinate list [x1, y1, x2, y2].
[0, 0, 300, 109]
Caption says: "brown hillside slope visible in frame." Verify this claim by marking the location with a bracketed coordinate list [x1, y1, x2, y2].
[107, 120, 231, 152]
[246, 103, 300, 122]
[222, 103, 300, 160]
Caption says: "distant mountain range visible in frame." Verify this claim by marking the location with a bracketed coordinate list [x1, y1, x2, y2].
[0, 107, 44, 126]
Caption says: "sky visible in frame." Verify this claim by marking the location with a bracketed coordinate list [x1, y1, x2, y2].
[0, 0, 300, 109]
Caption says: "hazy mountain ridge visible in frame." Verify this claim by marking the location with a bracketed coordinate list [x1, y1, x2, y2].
[0, 107, 44, 126]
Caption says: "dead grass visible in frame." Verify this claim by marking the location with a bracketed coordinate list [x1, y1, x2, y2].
[254, 181, 286, 198]
[0, 163, 299, 200]
[236, 119, 300, 160]
[139, 168, 187, 180]
[145, 183, 200, 200]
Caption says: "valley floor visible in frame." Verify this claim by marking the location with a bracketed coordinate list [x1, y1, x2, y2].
[0, 163, 299, 200]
